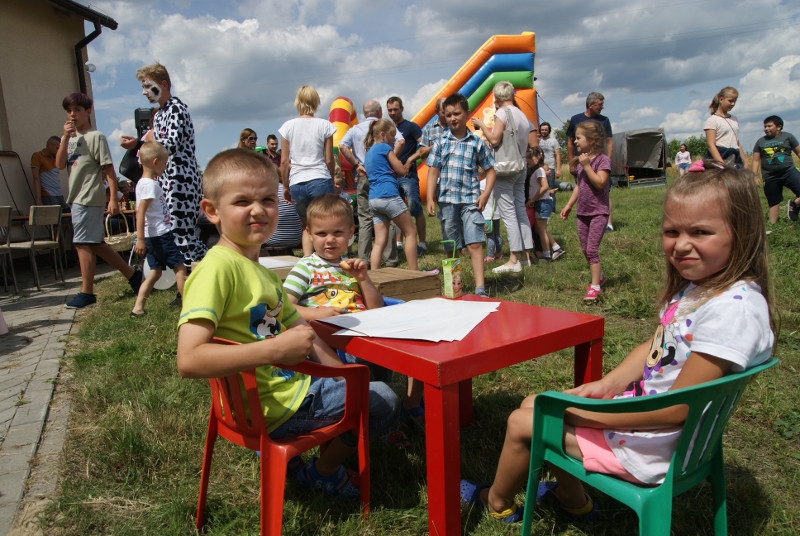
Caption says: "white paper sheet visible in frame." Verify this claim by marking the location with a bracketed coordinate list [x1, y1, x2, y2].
[258, 257, 296, 270]
[317, 298, 500, 342]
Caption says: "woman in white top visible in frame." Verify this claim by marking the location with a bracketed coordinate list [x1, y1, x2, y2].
[674, 144, 691, 176]
[472, 81, 535, 273]
[703, 86, 747, 169]
[278, 85, 336, 254]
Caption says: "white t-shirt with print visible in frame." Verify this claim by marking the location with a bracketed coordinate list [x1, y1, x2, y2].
[605, 280, 773, 484]
[135, 177, 171, 238]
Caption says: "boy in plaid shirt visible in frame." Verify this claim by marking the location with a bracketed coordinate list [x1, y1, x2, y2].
[425, 93, 496, 297]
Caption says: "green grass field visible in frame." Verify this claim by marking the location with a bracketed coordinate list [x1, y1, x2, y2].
[40, 170, 800, 535]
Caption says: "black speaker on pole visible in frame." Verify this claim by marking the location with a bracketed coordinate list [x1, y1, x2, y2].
[135, 107, 156, 138]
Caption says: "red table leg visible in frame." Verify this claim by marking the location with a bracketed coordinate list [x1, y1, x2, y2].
[457, 379, 473, 427]
[573, 338, 603, 386]
[423, 381, 463, 536]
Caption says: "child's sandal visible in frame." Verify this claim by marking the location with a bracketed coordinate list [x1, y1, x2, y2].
[297, 457, 360, 499]
[536, 481, 599, 522]
[459, 479, 523, 524]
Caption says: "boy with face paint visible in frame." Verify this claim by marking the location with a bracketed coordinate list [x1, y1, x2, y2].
[121, 63, 206, 295]
[141, 78, 161, 103]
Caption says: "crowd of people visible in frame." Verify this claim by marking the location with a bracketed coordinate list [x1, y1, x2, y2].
[38, 66, 787, 526]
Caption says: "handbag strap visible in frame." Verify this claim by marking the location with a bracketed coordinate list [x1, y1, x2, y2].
[105, 213, 131, 237]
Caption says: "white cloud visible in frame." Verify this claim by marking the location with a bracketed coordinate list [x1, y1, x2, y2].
[660, 109, 705, 142]
[561, 93, 584, 109]
[82, 0, 800, 166]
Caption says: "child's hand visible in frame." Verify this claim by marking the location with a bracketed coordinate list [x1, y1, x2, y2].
[560, 205, 572, 220]
[107, 198, 121, 215]
[339, 258, 368, 280]
[476, 192, 489, 212]
[563, 379, 615, 399]
[317, 306, 347, 318]
[133, 239, 146, 257]
[273, 325, 316, 365]
[63, 120, 76, 138]
[426, 199, 437, 217]
[578, 153, 592, 166]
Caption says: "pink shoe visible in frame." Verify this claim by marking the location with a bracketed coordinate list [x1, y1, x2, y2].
[494, 254, 503, 261]
[599, 274, 606, 287]
[583, 286, 602, 301]
[484, 255, 495, 263]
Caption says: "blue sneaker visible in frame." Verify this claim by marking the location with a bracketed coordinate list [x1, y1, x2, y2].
[297, 457, 360, 499]
[66, 292, 96, 309]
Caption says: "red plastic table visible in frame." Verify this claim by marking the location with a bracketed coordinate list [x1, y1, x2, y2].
[312, 295, 604, 536]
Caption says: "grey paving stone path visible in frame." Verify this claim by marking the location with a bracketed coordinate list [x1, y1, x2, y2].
[0, 261, 115, 536]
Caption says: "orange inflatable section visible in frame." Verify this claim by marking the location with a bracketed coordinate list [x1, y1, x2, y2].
[414, 34, 536, 199]
[411, 33, 536, 128]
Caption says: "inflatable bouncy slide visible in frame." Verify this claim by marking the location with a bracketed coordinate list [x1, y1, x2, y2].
[329, 96, 359, 188]
[329, 32, 537, 194]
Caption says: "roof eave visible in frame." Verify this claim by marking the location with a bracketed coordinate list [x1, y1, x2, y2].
[47, 0, 119, 30]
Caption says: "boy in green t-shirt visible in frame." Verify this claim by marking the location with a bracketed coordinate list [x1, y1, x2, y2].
[177, 149, 398, 498]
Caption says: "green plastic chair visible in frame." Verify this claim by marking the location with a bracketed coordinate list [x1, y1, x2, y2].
[521, 357, 778, 536]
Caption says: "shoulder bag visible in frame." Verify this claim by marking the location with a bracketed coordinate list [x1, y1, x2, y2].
[119, 139, 144, 183]
[493, 107, 526, 176]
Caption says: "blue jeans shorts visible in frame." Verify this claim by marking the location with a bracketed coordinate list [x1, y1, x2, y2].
[289, 178, 334, 220]
[398, 177, 424, 216]
[369, 195, 408, 225]
[534, 199, 553, 220]
[440, 202, 485, 248]
[270, 375, 399, 441]
[145, 231, 186, 270]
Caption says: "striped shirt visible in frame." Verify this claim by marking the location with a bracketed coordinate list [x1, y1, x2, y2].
[283, 253, 366, 312]
[264, 183, 303, 248]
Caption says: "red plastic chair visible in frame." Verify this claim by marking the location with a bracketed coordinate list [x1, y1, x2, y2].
[195, 337, 371, 535]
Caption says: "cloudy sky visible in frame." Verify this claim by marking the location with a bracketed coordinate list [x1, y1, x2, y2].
[81, 0, 800, 168]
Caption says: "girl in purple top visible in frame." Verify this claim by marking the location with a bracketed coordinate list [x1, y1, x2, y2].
[560, 121, 611, 301]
